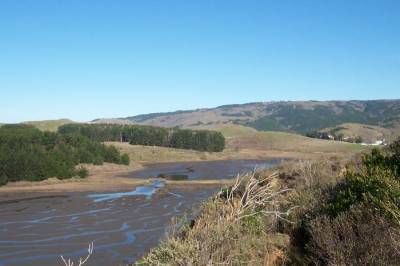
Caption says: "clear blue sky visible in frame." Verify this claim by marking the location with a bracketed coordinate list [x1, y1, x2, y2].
[1, 0, 399, 123]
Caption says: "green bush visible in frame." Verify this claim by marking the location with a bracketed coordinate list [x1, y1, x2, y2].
[388, 139, 400, 176]
[76, 167, 89, 178]
[326, 168, 400, 221]
[120, 153, 130, 165]
[0, 175, 8, 186]
[326, 144, 400, 221]
[288, 138, 400, 265]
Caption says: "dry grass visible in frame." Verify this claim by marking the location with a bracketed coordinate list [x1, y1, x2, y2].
[133, 155, 372, 265]
[105, 141, 287, 163]
[135, 151, 400, 265]
[223, 172, 294, 222]
[229, 130, 366, 153]
[105, 124, 367, 165]
[106, 142, 220, 163]
[136, 171, 293, 266]
[200, 124, 368, 155]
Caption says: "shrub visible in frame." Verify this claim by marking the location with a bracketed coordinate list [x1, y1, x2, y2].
[326, 142, 400, 222]
[388, 139, 400, 176]
[120, 153, 130, 165]
[287, 138, 400, 265]
[76, 167, 89, 178]
[326, 167, 400, 222]
[0, 175, 8, 186]
[306, 205, 400, 265]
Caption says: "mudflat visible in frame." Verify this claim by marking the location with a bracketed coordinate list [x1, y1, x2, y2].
[0, 184, 220, 266]
[127, 159, 283, 180]
[0, 159, 283, 265]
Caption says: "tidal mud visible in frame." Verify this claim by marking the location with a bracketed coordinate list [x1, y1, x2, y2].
[0, 185, 218, 266]
[126, 159, 283, 180]
[0, 159, 282, 265]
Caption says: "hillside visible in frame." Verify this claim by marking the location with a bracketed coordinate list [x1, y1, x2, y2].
[319, 123, 392, 143]
[101, 124, 365, 165]
[23, 119, 76, 131]
[210, 124, 365, 154]
[94, 99, 400, 134]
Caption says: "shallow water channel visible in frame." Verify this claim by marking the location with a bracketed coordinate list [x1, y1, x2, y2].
[0, 159, 282, 266]
[126, 159, 283, 180]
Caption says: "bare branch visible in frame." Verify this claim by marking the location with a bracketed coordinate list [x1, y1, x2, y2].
[60, 242, 94, 266]
[222, 171, 295, 222]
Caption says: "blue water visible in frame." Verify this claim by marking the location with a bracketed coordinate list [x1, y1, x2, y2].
[87, 180, 165, 202]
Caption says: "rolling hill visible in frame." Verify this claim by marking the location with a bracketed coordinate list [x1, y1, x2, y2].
[94, 99, 400, 134]
[319, 123, 392, 143]
[23, 119, 76, 131]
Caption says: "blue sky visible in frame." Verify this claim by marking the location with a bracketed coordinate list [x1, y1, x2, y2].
[1, 0, 399, 123]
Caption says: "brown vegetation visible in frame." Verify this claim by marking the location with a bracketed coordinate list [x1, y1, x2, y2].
[136, 141, 400, 265]
[135, 171, 293, 265]
[307, 206, 400, 265]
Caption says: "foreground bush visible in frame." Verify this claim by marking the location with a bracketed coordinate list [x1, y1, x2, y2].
[326, 142, 400, 222]
[287, 139, 400, 265]
[134, 140, 400, 265]
[326, 166, 400, 222]
[307, 205, 400, 265]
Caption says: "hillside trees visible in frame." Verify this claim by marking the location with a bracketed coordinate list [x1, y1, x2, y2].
[0, 124, 129, 186]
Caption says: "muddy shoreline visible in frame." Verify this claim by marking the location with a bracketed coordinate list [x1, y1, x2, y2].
[0, 159, 283, 265]
[0, 184, 220, 266]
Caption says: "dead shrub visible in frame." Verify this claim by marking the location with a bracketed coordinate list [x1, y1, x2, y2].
[306, 205, 400, 266]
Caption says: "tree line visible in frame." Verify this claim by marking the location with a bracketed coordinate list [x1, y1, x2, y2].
[58, 124, 225, 152]
[0, 124, 129, 186]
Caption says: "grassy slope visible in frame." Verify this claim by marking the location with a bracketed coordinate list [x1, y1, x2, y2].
[106, 142, 220, 163]
[320, 123, 392, 143]
[204, 124, 366, 154]
[106, 124, 367, 165]
[23, 119, 76, 131]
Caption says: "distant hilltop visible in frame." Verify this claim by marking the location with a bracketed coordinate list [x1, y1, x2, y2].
[93, 99, 400, 135]
[3, 99, 399, 143]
